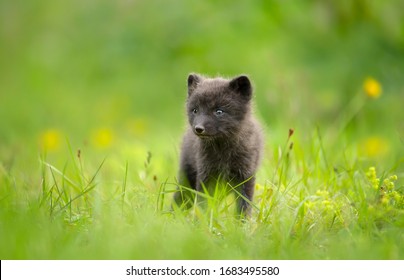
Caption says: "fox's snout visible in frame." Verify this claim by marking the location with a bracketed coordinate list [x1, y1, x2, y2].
[194, 125, 205, 135]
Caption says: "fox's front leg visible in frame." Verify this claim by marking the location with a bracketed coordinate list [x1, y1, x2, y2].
[235, 176, 255, 218]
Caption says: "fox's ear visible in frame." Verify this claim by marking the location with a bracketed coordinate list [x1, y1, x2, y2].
[187, 73, 201, 96]
[229, 75, 252, 99]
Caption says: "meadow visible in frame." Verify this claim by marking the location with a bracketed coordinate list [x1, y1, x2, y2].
[1, 0, 404, 259]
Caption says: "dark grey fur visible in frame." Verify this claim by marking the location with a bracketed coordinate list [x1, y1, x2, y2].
[173, 73, 264, 217]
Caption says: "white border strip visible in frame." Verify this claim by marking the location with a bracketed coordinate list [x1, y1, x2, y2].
[1, 260, 403, 280]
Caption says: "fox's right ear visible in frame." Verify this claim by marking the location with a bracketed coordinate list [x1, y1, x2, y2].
[187, 73, 201, 96]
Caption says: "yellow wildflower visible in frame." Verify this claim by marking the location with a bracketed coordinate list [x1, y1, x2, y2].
[127, 118, 148, 137]
[363, 77, 382, 99]
[39, 129, 62, 151]
[304, 201, 315, 210]
[392, 191, 401, 203]
[92, 128, 114, 148]
[390, 175, 398, 181]
[381, 196, 389, 206]
[316, 190, 329, 198]
[359, 136, 389, 158]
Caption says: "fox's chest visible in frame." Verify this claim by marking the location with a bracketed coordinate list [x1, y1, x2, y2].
[197, 146, 249, 179]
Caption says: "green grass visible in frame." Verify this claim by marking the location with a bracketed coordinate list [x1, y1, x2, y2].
[1, 0, 404, 260]
[1, 121, 403, 259]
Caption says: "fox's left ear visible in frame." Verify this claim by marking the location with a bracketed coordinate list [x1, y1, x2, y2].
[229, 75, 252, 100]
[187, 73, 202, 96]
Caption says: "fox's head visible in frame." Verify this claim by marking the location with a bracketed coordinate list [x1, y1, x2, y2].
[186, 74, 253, 139]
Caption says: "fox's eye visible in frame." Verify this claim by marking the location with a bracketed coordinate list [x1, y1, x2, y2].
[192, 108, 198, 114]
[215, 109, 224, 116]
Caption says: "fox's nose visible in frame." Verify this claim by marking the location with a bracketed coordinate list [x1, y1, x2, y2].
[194, 125, 205, 135]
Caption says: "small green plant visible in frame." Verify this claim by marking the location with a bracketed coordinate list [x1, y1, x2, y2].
[39, 146, 104, 225]
[364, 167, 404, 228]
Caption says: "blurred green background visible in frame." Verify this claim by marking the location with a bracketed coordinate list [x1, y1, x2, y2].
[1, 0, 404, 183]
[1, 0, 404, 260]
